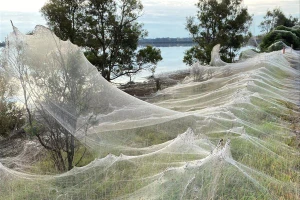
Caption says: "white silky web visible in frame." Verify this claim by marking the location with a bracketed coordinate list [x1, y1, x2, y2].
[0, 26, 299, 199]
[209, 44, 227, 66]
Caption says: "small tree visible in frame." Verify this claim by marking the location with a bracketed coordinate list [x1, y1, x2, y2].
[184, 0, 252, 65]
[137, 45, 162, 77]
[27, 44, 97, 171]
[117, 45, 162, 83]
[259, 8, 299, 34]
[3, 25, 95, 171]
[190, 63, 206, 81]
[2, 24, 34, 130]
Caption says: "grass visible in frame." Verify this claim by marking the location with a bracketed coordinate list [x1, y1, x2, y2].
[1, 59, 300, 199]
[29, 142, 97, 175]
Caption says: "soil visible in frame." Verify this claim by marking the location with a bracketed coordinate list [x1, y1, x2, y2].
[0, 131, 27, 158]
[0, 131, 44, 170]
[118, 70, 190, 99]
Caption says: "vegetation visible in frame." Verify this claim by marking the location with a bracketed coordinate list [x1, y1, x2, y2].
[30, 143, 96, 175]
[41, 0, 162, 82]
[0, 41, 5, 47]
[40, 0, 85, 45]
[184, 0, 252, 65]
[26, 48, 100, 172]
[0, 74, 24, 137]
[259, 8, 299, 33]
[260, 26, 300, 51]
[0, 101, 24, 137]
[1, 2, 300, 199]
[1, 27, 96, 172]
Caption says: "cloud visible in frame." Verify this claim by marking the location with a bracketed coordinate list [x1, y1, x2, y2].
[244, 0, 300, 15]
[0, 0, 47, 12]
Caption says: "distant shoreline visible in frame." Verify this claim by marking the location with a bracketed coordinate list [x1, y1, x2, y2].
[139, 37, 195, 47]
[0, 38, 195, 48]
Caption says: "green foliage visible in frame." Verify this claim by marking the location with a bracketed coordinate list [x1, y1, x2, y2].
[0, 101, 25, 137]
[0, 75, 24, 137]
[184, 0, 252, 65]
[41, 0, 162, 82]
[260, 26, 300, 51]
[28, 48, 98, 171]
[137, 46, 162, 66]
[275, 25, 300, 38]
[30, 144, 96, 175]
[259, 8, 299, 33]
[24, 121, 44, 138]
[136, 45, 162, 77]
[41, 0, 86, 44]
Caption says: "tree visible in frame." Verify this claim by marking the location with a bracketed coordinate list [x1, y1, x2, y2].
[136, 45, 162, 77]
[41, 0, 85, 44]
[124, 45, 162, 82]
[27, 47, 96, 171]
[184, 0, 252, 65]
[41, 0, 162, 82]
[2, 23, 34, 132]
[2, 24, 95, 171]
[259, 8, 299, 33]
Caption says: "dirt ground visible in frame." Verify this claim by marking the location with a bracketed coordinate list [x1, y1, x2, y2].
[118, 70, 190, 99]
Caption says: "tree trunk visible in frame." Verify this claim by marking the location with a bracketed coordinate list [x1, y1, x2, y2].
[67, 134, 75, 170]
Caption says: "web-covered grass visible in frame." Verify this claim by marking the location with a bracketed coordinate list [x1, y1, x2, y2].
[0, 26, 299, 199]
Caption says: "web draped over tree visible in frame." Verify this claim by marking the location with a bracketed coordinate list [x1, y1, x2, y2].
[0, 26, 300, 199]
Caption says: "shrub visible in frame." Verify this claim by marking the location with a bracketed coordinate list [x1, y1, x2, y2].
[190, 63, 206, 81]
[260, 26, 300, 51]
[0, 75, 25, 137]
[0, 101, 25, 137]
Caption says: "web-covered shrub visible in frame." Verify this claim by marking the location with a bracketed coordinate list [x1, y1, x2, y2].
[0, 75, 24, 137]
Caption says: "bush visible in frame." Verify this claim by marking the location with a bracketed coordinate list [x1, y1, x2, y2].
[0, 73, 25, 137]
[260, 26, 300, 51]
[190, 63, 206, 81]
[275, 25, 300, 38]
[0, 101, 25, 137]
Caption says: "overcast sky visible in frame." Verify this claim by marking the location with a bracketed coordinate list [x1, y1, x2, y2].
[0, 0, 299, 41]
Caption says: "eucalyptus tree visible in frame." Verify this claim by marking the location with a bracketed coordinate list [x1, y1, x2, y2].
[41, 0, 86, 44]
[41, 0, 162, 82]
[184, 0, 252, 65]
[259, 8, 299, 33]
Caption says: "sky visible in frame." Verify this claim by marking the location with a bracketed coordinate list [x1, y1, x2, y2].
[0, 0, 299, 41]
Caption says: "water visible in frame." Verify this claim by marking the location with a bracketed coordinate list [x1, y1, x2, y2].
[114, 46, 191, 83]
[113, 45, 257, 84]
[1, 44, 258, 84]
[1, 45, 191, 84]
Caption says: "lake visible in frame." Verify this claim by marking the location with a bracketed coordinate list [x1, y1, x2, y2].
[114, 46, 191, 84]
